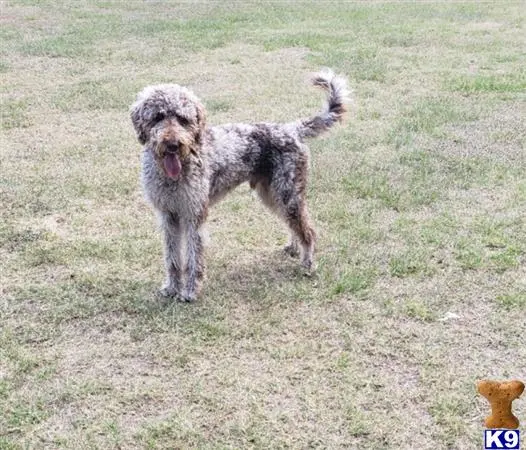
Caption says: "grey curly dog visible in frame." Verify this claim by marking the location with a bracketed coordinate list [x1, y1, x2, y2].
[130, 69, 349, 302]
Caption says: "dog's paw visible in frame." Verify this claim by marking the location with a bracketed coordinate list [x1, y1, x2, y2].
[157, 285, 184, 301]
[157, 287, 195, 305]
[300, 259, 316, 277]
[302, 268, 314, 278]
[159, 286, 177, 297]
[283, 243, 299, 257]
[180, 290, 196, 303]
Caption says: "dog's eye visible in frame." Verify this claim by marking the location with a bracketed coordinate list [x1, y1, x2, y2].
[153, 112, 165, 123]
[176, 115, 189, 126]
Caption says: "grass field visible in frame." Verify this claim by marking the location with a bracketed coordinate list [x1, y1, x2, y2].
[1, 1, 525, 448]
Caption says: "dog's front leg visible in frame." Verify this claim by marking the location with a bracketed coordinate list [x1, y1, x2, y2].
[159, 211, 184, 298]
[182, 220, 205, 302]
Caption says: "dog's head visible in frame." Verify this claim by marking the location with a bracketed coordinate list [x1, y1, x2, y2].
[130, 84, 206, 179]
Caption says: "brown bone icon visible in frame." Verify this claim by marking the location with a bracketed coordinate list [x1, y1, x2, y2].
[477, 379, 524, 429]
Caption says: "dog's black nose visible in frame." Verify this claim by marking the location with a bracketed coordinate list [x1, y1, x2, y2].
[165, 143, 180, 154]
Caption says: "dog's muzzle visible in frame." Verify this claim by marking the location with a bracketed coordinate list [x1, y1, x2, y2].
[162, 143, 182, 179]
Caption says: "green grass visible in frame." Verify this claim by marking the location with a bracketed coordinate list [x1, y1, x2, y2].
[1, 1, 525, 449]
[0, 437, 23, 450]
[207, 98, 234, 114]
[495, 292, 526, 311]
[52, 80, 136, 112]
[404, 298, 437, 322]
[1, 99, 32, 129]
[388, 96, 480, 149]
[389, 250, 433, 278]
[449, 72, 526, 94]
[331, 267, 377, 296]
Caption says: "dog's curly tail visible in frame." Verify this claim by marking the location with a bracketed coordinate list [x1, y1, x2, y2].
[297, 68, 350, 139]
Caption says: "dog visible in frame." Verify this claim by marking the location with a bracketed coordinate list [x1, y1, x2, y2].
[130, 69, 349, 301]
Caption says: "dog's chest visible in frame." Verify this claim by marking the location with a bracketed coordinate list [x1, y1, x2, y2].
[141, 151, 208, 215]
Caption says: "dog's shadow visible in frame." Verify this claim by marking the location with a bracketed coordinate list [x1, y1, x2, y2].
[203, 248, 313, 304]
[140, 249, 316, 314]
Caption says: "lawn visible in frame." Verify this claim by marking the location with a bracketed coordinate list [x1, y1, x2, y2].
[1, 1, 525, 448]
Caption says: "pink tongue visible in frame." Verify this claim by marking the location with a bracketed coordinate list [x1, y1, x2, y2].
[163, 153, 182, 178]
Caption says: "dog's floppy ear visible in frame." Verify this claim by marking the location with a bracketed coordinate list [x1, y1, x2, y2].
[130, 100, 148, 145]
[195, 100, 206, 135]
[192, 100, 206, 147]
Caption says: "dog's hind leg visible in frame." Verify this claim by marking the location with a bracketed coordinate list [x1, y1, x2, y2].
[284, 202, 316, 273]
[159, 211, 184, 298]
[256, 179, 316, 272]
[254, 181, 298, 257]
